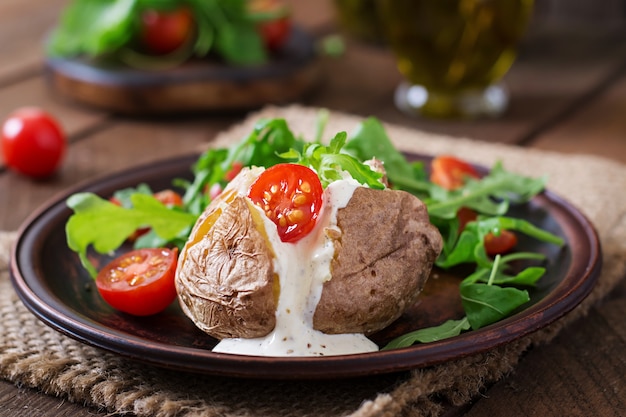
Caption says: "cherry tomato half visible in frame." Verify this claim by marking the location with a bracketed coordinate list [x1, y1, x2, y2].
[248, 163, 323, 243]
[484, 230, 518, 256]
[430, 155, 480, 190]
[96, 248, 178, 316]
[248, 0, 292, 51]
[139, 7, 194, 55]
[1, 107, 66, 178]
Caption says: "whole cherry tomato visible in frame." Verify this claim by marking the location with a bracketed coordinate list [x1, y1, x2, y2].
[1, 107, 66, 178]
[96, 247, 178, 316]
[430, 155, 480, 190]
[248, 0, 292, 51]
[139, 7, 194, 55]
[248, 163, 323, 243]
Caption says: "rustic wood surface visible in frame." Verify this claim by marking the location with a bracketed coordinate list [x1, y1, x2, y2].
[1, 1, 625, 416]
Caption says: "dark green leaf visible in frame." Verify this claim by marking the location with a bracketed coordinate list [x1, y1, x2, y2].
[460, 283, 530, 330]
[381, 317, 471, 350]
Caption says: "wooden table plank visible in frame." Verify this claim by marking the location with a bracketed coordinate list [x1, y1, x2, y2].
[0, 381, 105, 417]
[0, 77, 107, 133]
[0, 0, 68, 82]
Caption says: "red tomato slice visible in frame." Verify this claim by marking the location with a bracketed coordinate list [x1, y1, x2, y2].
[1, 107, 66, 178]
[484, 230, 518, 256]
[248, 163, 323, 243]
[139, 7, 194, 55]
[96, 248, 178, 316]
[430, 155, 480, 190]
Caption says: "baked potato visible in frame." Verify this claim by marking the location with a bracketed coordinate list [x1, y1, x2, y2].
[175, 166, 443, 343]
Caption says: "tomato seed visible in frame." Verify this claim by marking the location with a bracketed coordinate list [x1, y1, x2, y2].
[278, 216, 287, 227]
[299, 181, 311, 193]
[292, 194, 307, 206]
[287, 209, 304, 223]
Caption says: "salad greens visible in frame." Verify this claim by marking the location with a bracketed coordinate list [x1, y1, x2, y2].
[66, 191, 196, 278]
[65, 113, 564, 349]
[47, 0, 268, 66]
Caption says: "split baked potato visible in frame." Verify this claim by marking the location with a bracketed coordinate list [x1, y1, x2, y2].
[175, 166, 443, 340]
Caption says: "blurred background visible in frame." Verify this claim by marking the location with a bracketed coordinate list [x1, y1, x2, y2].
[0, 0, 625, 167]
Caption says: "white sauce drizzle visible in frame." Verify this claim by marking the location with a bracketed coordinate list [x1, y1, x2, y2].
[213, 174, 379, 357]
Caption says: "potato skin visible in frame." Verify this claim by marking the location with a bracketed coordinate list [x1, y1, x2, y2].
[175, 193, 277, 339]
[313, 187, 443, 335]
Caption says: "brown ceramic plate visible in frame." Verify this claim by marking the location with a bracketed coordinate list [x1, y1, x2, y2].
[9, 153, 601, 380]
[44, 27, 321, 115]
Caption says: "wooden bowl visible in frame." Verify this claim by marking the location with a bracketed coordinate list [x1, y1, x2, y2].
[44, 27, 321, 115]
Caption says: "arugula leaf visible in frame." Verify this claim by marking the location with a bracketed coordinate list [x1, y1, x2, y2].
[436, 216, 564, 269]
[343, 117, 428, 193]
[383, 253, 536, 349]
[283, 132, 384, 189]
[382, 317, 471, 350]
[425, 165, 547, 220]
[66, 192, 196, 278]
[460, 283, 530, 330]
[462, 265, 546, 287]
[179, 118, 305, 214]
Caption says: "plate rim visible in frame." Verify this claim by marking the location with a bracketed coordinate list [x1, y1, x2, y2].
[9, 152, 603, 379]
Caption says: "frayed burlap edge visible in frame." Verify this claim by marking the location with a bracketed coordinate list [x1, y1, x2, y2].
[1, 105, 625, 417]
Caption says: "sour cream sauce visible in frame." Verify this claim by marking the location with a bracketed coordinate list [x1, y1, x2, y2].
[213, 171, 379, 357]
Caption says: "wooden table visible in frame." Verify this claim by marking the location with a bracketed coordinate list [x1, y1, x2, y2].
[1, 1, 625, 416]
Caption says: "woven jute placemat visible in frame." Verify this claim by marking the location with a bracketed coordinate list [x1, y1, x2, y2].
[1, 105, 625, 417]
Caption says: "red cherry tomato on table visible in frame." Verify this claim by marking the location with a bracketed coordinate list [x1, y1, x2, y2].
[1, 107, 66, 178]
[248, 163, 323, 243]
[96, 248, 178, 316]
[430, 155, 480, 191]
[139, 7, 194, 55]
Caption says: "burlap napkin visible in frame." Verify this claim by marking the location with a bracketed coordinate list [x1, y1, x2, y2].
[1, 105, 625, 417]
